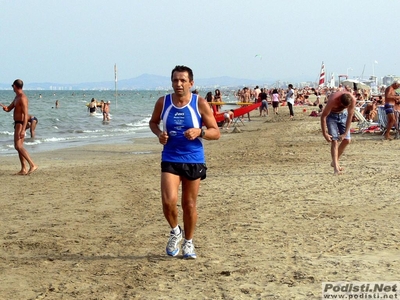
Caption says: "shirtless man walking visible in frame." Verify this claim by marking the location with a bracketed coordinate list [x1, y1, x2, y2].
[320, 90, 356, 175]
[383, 80, 400, 140]
[0, 79, 38, 175]
[103, 101, 110, 122]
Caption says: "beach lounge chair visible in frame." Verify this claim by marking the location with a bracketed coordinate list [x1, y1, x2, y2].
[378, 106, 388, 135]
[377, 106, 399, 138]
[353, 109, 377, 134]
[212, 102, 261, 128]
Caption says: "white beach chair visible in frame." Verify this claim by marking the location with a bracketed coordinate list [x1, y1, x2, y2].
[353, 109, 377, 134]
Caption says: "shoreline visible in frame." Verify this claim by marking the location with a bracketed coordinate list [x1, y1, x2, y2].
[1, 107, 399, 299]
[0, 130, 156, 158]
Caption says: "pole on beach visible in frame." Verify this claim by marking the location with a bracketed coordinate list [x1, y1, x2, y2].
[372, 60, 378, 77]
[114, 63, 118, 110]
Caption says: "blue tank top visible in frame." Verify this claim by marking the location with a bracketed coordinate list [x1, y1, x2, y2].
[160, 93, 205, 163]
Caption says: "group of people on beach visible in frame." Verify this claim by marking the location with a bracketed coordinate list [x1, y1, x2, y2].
[319, 79, 400, 174]
[147, 65, 381, 260]
[3, 67, 399, 263]
[207, 84, 332, 126]
[203, 84, 298, 129]
[189, 77, 400, 178]
[0, 79, 116, 176]
[0, 69, 218, 260]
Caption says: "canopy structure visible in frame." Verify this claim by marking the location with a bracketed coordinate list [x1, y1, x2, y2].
[341, 79, 370, 91]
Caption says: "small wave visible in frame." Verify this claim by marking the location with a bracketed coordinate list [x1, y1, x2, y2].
[43, 137, 70, 142]
[25, 140, 42, 146]
[0, 131, 13, 136]
[125, 117, 151, 127]
[82, 129, 106, 133]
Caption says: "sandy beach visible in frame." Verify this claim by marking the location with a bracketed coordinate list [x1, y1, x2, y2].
[1, 105, 399, 299]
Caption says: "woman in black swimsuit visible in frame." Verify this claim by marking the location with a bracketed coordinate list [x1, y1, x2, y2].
[88, 98, 97, 114]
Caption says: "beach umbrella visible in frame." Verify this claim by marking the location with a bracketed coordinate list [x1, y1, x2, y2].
[341, 79, 370, 91]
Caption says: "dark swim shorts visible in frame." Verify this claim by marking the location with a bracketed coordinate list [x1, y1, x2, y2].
[385, 103, 394, 114]
[14, 120, 24, 129]
[161, 162, 207, 180]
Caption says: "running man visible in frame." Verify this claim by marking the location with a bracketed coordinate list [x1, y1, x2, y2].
[149, 65, 220, 259]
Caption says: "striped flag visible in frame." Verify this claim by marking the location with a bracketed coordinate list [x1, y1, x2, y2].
[318, 62, 325, 87]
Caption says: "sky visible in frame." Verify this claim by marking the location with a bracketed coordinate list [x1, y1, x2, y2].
[1, 0, 399, 85]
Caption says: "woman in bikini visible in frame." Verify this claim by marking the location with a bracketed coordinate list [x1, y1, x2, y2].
[214, 89, 222, 112]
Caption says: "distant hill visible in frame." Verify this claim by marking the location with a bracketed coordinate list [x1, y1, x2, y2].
[0, 74, 272, 90]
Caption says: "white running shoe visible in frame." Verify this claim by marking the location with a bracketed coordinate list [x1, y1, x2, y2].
[166, 226, 182, 256]
[182, 241, 197, 259]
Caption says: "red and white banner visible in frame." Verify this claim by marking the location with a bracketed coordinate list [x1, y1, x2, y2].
[318, 62, 325, 87]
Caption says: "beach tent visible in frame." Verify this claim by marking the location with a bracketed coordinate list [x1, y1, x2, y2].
[341, 79, 370, 91]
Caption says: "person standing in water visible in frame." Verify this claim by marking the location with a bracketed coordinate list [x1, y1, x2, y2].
[88, 98, 97, 115]
[103, 101, 110, 121]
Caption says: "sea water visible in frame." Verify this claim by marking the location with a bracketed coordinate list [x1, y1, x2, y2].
[0, 90, 172, 156]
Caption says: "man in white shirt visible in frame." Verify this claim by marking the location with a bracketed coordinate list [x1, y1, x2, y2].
[286, 84, 295, 119]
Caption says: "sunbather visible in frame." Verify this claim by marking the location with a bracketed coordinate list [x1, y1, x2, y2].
[363, 100, 377, 122]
